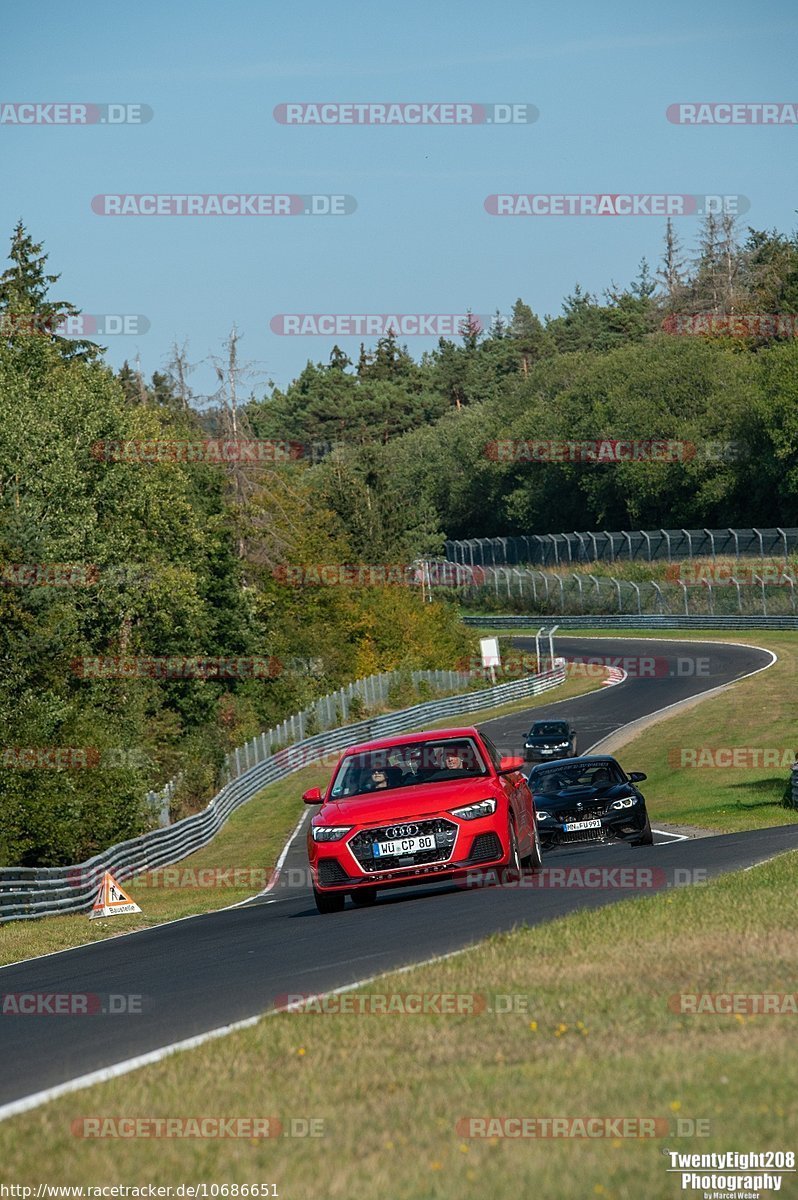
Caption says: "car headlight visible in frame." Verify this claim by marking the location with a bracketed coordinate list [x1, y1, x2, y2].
[610, 797, 636, 810]
[450, 797, 497, 820]
[536, 810, 551, 820]
[557, 741, 570, 748]
[311, 825, 352, 842]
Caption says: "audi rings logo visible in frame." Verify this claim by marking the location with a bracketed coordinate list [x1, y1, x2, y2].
[386, 824, 418, 838]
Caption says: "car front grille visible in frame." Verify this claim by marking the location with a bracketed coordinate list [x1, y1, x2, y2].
[558, 827, 605, 843]
[348, 818, 458, 874]
[557, 805, 607, 823]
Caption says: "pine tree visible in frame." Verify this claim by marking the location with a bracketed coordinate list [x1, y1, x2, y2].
[658, 218, 686, 306]
[0, 221, 101, 360]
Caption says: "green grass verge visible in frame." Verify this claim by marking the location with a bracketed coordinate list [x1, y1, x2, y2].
[2, 852, 795, 1198]
[1, 673, 604, 967]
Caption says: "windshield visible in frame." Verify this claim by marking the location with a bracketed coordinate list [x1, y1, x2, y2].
[529, 722, 569, 738]
[330, 738, 489, 799]
[531, 760, 624, 793]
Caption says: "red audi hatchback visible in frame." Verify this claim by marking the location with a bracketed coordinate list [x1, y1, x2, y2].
[303, 726, 542, 913]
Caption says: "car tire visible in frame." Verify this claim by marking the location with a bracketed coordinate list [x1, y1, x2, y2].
[502, 818, 522, 884]
[522, 819, 543, 871]
[350, 887, 378, 907]
[632, 817, 654, 846]
[313, 886, 346, 914]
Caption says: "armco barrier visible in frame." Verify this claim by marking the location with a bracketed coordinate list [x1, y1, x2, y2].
[463, 614, 798, 630]
[0, 662, 565, 922]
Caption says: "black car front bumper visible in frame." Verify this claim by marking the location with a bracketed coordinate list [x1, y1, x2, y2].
[538, 806, 649, 847]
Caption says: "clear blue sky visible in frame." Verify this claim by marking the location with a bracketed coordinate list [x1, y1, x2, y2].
[2, 0, 796, 394]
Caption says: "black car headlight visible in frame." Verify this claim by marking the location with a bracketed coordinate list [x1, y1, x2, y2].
[536, 810, 551, 820]
[610, 797, 637, 810]
[311, 825, 352, 842]
[450, 797, 497, 820]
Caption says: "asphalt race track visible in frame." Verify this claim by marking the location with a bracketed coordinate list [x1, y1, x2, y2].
[3, 636, 797, 1112]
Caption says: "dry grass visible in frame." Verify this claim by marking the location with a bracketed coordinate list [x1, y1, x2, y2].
[2, 852, 795, 1198]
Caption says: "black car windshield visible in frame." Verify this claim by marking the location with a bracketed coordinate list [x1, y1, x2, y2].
[531, 760, 624, 792]
[529, 722, 569, 738]
[330, 738, 488, 799]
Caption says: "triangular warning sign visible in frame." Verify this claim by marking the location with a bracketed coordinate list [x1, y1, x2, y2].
[89, 871, 141, 919]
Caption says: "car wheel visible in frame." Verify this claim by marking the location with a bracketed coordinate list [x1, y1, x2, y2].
[503, 819, 522, 883]
[632, 817, 654, 846]
[522, 818, 543, 871]
[350, 887, 377, 907]
[313, 886, 346, 914]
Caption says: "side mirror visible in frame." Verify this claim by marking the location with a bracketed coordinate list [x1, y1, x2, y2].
[302, 787, 323, 804]
[499, 755, 525, 774]
[627, 772, 647, 783]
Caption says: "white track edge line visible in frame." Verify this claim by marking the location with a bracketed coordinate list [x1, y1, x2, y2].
[0, 638, 778, 975]
[0, 946, 474, 1124]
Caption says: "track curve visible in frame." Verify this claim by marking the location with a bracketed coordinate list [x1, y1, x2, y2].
[2, 636, 796, 1113]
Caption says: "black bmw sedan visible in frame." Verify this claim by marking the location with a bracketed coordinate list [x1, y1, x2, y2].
[526, 756, 653, 848]
[523, 719, 577, 762]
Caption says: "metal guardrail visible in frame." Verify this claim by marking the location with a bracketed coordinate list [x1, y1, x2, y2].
[463, 614, 798, 630]
[446, 528, 798, 567]
[0, 662, 566, 922]
[222, 667, 473, 785]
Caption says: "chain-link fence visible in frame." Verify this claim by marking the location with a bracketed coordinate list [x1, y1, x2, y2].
[220, 666, 474, 785]
[445, 528, 798, 567]
[456, 566, 798, 617]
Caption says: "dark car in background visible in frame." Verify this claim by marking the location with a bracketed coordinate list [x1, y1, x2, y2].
[524, 719, 577, 762]
[527, 756, 653, 848]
